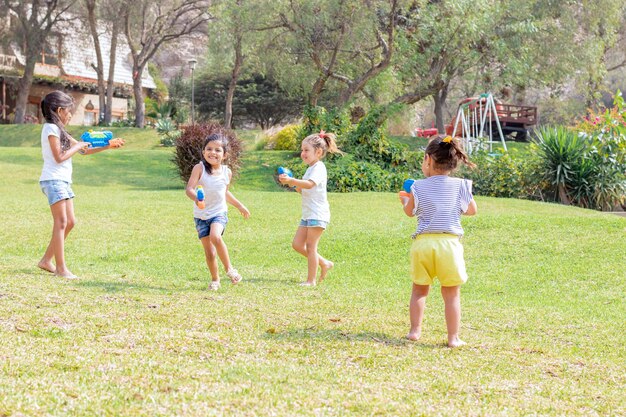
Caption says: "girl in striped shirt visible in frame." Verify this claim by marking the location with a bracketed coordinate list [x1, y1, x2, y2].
[400, 134, 477, 347]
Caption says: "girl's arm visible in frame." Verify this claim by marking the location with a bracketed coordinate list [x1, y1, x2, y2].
[463, 199, 477, 216]
[225, 170, 250, 218]
[278, 175, 315, 190]
[401, 193, 416, 217]
[79, 138, 125, 155]
[185, 164, 203, 203]
[49, 135, 90, 163]
[226, 189, 250, 219]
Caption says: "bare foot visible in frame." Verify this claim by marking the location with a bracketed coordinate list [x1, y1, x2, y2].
[299, 281, 316, 287]
[319, 261, 334, 283]
[406, 331, 421, 341]
[37, 260, 56, 274]
[55, 270, 78, 280]
[448, 337, 466, 348]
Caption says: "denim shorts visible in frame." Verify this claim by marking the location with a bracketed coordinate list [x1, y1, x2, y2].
[299, 219, 328, 229]
[40, 180, 75, 206]
[194, 213, 228, 239]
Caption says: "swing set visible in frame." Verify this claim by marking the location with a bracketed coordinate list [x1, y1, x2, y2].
[450, 93, 507, 154]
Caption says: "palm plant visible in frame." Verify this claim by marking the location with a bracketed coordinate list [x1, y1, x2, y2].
[533, 126, 588, 205]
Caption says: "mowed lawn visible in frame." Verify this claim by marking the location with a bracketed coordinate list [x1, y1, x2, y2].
[0, 132, 625, 416]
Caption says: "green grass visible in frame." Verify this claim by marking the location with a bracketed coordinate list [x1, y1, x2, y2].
[0, 128, 625, 416]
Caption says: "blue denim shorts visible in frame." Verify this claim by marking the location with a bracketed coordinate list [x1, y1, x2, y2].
[40, 180, 75, 206]
[299, 219, 328, 229]
[194, 213, 228, 239]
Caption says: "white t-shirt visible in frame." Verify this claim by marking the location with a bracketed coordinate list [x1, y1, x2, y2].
[193, 164, 231, 220]
[301, 161, 330, 222]
[40, 123, 73, 183]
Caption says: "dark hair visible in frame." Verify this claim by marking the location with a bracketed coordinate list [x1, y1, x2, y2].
[41, 91, 74, 151]
[424, 134, 475, 171]
[201, 133, 229, 174]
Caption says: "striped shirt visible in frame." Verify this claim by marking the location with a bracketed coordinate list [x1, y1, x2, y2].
[411, 175, 473, 238]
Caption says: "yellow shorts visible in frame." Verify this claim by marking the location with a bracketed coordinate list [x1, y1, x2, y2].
[410, 234, 468, 287]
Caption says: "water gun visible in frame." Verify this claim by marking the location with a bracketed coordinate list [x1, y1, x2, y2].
[399, 179, 415, 199]
[277, 166, 293, 177]
[278, 166, 296, 189]
[80, 130, 123, 148]
[196, 185, 205, 209]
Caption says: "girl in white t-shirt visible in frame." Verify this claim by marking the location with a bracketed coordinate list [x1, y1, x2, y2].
[278, 131, 342, 286]
[38, 90, 124, 279]
[186, 133, 250, 291]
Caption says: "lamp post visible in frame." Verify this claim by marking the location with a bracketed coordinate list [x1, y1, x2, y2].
[188, 58, 197, 125]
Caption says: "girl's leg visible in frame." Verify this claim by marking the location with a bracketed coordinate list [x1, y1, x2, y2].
[199, 236, 219, 282]
[46, 199, 77, 278]
[39, 199, 76, 274]
[408, 284, 429, 341]
[303, 226, 324, 284]
[441, 285, 465, 347]
[208, 223, 234, 274]
[291, 227, 333, 283]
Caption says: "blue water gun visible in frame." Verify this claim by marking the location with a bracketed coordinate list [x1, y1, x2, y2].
[278, 166, 296, 189]
[277, 166, 293, 177]
[399, 178, 415, 198]
[81, 130, 113, 148]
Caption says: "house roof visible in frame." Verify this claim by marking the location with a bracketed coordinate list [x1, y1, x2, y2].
[10, 18, 156, 90]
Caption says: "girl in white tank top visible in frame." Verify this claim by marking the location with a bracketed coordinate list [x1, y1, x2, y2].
[185, 134, 250, 290]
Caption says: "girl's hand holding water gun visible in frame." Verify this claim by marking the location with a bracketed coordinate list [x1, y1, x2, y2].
[108, 138, 125, 148]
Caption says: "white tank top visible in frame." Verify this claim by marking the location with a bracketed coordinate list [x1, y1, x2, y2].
[193, 163, 231, 220]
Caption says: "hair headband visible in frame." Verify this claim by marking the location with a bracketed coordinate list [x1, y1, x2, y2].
[318, 130, 327, 139]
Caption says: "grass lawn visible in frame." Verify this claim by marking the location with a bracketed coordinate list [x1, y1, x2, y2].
[0, 127, 625, 416]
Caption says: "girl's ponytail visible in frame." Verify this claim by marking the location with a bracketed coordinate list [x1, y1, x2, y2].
[303, 130, 343, 157]
[318, 130, 343, 155]
[425, 134, 475, 170]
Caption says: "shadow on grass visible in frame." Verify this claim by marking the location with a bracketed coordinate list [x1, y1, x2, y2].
[75, 279, 171, 293]
[265, 327, 441, 348]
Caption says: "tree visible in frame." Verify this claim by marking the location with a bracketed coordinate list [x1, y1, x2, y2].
[275, 0, 402, 107]
[206, 0, 271, 128]
[3, 0, 76, 124]
[195, 73, 303, 129]
[121, 0, 211, 127]
[83, 0, 126, 124]
[391, 0, 590, 132]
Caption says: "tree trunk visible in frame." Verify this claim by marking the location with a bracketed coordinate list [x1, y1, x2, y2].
[14, 56, 37, 124]
[132, 65, 145, 128]
[86, 0, 106, 124]
[224, 34, 243, 129]
[105, 17, 120, 124]
[558, 184, 571, 205]
[309, 76, 328, 107]
[433, 84, 449, 133]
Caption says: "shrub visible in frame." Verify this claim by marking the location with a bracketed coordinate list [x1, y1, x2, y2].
[272, 124, 301, 151]
[458, 151, 545, 200]
[299, 106, 352, 141]
[172, 123, 243, 183]
[533, 124, 626, 210]
[533, 126, 588, 205]
[156, 118, 181, 147]
[280, 154, 417, 193]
